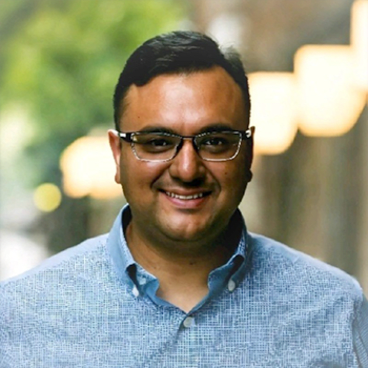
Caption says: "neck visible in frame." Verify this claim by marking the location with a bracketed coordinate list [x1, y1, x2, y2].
[125, 213, 241, 312]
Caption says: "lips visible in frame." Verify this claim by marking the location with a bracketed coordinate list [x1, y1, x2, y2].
[164, 191, 206, 200]
[160, 189, 212, 204]
[161, 190, 211, 210]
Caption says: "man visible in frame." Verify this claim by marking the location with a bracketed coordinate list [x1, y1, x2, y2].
[1, 31, 367, 367]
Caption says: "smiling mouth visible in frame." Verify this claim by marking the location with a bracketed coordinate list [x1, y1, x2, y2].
[164, 191, 210, 200]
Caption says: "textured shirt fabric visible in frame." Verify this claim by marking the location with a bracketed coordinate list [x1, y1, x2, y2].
[1, 205, 368, 368]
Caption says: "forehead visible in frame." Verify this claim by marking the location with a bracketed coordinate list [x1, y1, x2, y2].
[119, 67, 248, 132]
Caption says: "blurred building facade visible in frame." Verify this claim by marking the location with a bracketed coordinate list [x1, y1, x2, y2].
[190, 0, 368, 292]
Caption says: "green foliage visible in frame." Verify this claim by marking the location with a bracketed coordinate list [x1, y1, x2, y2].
[0, 0, 186, 185]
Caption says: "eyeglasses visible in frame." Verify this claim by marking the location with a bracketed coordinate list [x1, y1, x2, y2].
[113, 128, 253, 162]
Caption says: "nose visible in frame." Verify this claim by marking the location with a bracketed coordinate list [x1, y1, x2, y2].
[168, 139, 206, 183]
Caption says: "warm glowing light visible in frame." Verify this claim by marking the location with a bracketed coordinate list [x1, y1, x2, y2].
[295, 45, 366, 136]
[33, 183, 62, 212]
[207, 14, 244, 48]
[248, 72, 298, 155]
[60, 135, 121, 199]
[351, 0, 368, 92]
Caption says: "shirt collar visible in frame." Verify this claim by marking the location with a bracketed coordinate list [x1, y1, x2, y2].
[106, 205, 136, 286]
[106, 204, 250, 297]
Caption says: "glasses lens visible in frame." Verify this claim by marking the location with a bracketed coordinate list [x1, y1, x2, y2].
[196, 131, 241, 160]
[131, 132, 180, 161]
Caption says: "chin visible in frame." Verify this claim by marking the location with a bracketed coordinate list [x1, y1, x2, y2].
[161, 218, 224, 244]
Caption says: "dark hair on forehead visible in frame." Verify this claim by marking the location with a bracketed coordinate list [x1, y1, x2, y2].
[113, 31, 251, 129]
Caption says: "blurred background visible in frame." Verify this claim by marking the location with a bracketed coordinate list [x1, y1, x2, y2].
[0, 0, 367, 293]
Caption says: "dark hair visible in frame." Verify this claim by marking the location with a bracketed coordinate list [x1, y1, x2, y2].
[113, 31, 251, 129]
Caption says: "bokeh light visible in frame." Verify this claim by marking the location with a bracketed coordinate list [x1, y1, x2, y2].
[295, 45, 366, 136]
[33, 183, 62, 212]
[248, 72, 298, 155]
[351, 0, 368, 92]
[60, 135, 121, 199]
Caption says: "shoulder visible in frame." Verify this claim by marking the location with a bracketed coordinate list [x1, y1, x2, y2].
[0, 234, 109, 293]
[247, 232, 364, 305]
[0, 234, 119, 334]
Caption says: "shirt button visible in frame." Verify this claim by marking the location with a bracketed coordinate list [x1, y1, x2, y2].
[137, 275, 147, 285]
[183, 316, 194, 328]
[132, 286, 139, 297]
[228, 279, 236, 292]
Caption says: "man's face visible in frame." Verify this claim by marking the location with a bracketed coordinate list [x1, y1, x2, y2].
[109, 67, 252, 245]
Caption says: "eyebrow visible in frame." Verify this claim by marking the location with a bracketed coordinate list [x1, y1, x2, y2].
[136, 126, 177, 134]
[197, 123, 237, 134]
[136, 123, 237, 135]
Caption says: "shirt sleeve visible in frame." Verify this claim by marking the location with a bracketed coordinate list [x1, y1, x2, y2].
[354, 294, 368, 368]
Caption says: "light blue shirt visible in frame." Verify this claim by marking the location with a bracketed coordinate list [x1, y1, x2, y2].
[1, 205, 367, 367]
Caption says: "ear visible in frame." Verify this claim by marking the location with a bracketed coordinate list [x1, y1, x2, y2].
[108, 129, 122, 184]
[246, 126, 255, 182]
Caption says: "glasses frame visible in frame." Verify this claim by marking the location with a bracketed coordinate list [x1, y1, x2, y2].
[113, 128, 254, 162]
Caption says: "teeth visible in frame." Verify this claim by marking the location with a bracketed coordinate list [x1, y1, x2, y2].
[165, 192, 205, 200]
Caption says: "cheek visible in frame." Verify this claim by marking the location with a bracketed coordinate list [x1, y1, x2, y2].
[120, 157, 165, 194]
[220, 160, 246, 180]
[215, 161, 248, 193]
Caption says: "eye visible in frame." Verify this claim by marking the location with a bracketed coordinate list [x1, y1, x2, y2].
[146, 138, 171, 147]
[202, 136, 228, 146]
[198, 132, 239, 154]
[136, 133, 178, 153]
